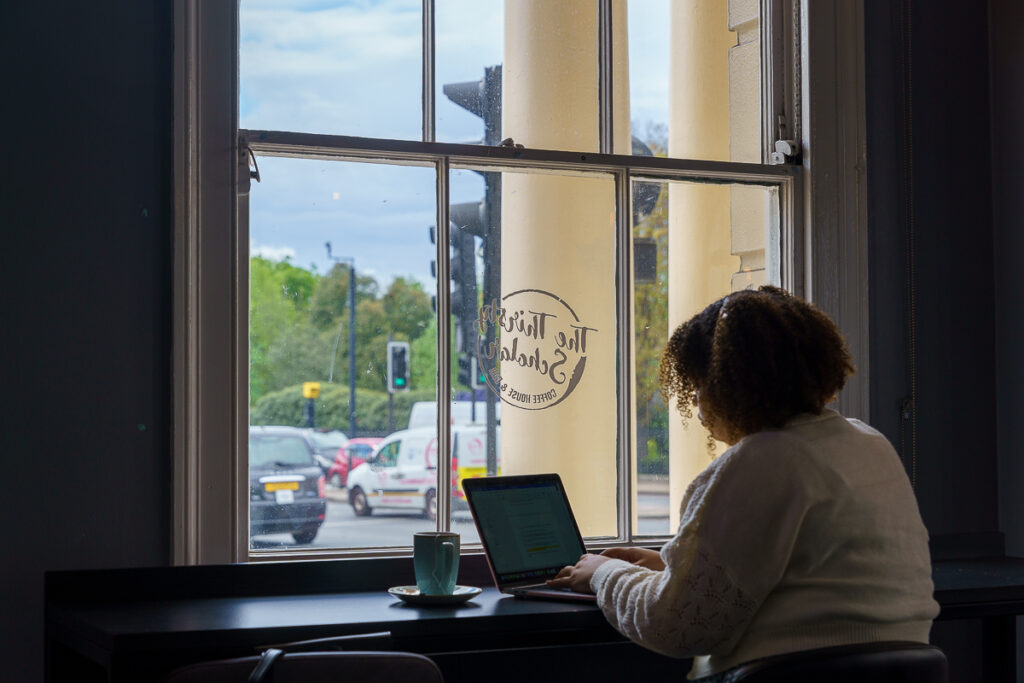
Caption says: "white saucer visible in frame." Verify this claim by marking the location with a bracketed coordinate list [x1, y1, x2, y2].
[388, 585, 482, 606]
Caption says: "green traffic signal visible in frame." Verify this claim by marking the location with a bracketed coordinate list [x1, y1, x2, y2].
[387, 341, 410, 393]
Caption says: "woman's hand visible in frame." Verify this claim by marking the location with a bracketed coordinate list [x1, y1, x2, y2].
[600, 546, 666, 571]
[546, 553, 611, 593]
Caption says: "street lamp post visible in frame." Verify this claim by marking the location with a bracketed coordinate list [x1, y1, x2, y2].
[326, 242, 357, 436]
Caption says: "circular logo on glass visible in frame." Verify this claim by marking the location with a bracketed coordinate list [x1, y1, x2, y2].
[475, 289, 598, 410]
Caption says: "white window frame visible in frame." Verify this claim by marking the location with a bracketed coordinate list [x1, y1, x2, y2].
[172, 0, 868, 565]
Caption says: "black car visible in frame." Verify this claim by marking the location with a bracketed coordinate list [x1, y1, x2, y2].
[302, 428, 349, 475]
[249, 426, 327, 544]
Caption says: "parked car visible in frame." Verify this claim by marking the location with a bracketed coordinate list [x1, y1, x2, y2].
[302, 428, 349, 474]
[346, 425, 499, 520]
[250, 426, 327, 544]
[326, 436, 382, 487]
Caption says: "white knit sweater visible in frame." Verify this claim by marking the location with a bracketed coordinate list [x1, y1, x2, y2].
[590, 410, 939, 680]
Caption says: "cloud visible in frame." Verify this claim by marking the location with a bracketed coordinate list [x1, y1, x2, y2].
[239, 0, 674, 290]
[251, 244, 297, 262]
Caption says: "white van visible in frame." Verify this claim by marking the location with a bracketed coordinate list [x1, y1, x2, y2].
[407, 400, 501, 430]
[346, 424, 500, 520]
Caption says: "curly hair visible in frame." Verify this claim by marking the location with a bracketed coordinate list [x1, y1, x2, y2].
[658, 286, 855, 444]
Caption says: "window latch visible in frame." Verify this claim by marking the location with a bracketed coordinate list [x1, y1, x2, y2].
[245, 146, 261, 182]
[237, 143, 261, 195]
[769, 139, 800, 165]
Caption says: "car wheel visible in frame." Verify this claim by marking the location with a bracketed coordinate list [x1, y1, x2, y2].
[292, 526, 319, 544]
[330, 473, 342, 488]
[423, 489, 437, 521]
[350, 486, 372, 517]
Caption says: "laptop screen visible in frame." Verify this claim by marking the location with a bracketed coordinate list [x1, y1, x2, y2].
[464, 475, 587, 586]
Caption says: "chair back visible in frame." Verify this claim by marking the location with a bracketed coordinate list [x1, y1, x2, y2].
[164, 650, 444, 683]
[723, 640, 947, 682]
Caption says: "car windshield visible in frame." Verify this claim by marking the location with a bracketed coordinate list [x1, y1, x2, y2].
[348, 444, 374, 458]
[308, 431, 347, 449]
[250, 435, 314, 468]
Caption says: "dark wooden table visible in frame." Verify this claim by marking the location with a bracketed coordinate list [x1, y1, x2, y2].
[45, 556, 1024, 682]
[45, 554, 686, 682]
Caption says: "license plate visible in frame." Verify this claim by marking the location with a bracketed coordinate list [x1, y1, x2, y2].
[265, 481, 299, 492]
[275, 490, 295, 504]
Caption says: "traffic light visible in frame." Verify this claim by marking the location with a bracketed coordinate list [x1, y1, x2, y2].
[474, 358, 486, 389]
[445, 66, 501, 356]
[428, 223, 479, 351]
[457, 354, 485, 390]
[442, 65, 501, 147]
[450, 224, 477, 353]
[387, 341, 410, 393]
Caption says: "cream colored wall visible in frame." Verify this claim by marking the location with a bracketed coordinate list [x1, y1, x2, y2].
[501, 0, 629, 537]
[666, 0, 765, 529]
[728, 0, 767, 291]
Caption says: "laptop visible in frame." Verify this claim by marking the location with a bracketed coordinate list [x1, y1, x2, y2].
[462, 473, 598, 603]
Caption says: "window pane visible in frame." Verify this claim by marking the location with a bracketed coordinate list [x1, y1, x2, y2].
[631, 178, 780, 536]
[240, 1, 422, 140]
[437, 1, 601, 153]
[248, 156, 449, 551]
[435, 0, 502, 145]
[628, 0, 762, 162]
[447, 166, 619, 539]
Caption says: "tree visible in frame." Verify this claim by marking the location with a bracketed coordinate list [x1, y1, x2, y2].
[310, 262, 378, 330]
[382, 277, 433, 342]
[631, 123, 670, 473]
[250, 256, 317, 403]
[408, 316, 464, 395]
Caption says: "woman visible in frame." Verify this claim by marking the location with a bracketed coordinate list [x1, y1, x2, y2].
[547, 286, 938, 681]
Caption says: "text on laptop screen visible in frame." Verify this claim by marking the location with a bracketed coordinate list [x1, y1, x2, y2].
[470, 481, 585, 580]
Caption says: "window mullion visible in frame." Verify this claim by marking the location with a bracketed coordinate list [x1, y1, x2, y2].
[435, 157, 452, 531]
[597, 0, 613, 155]
[422, 0, 435, 143]
[616, 169, 633, 543]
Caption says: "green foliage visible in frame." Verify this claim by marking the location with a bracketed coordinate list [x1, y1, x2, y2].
[408, 316, 464, 396]
[638, 393, 670, 475]
[250, 255, 438, 405]
[410, 317, 438, 393]
[310, 263, 380, 329]
[250, 257, 318, 400]
[383, 277, 433, 341]
[250, 383, 435, 434]
[632, 121, 671, 475]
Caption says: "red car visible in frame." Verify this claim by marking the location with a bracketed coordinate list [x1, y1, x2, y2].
[327, 437, 383, 487]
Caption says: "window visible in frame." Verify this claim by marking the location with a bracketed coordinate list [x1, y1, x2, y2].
[174, 0, 868, 564]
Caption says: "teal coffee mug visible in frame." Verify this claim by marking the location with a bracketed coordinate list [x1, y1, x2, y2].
[413, 531, 460, 595]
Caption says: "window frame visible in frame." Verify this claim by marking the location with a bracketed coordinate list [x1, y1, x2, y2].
[173, 0, 868, 565]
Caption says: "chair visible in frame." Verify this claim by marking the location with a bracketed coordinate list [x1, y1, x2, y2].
[722, 641, 947, 682]
[164, 650, 444, 683]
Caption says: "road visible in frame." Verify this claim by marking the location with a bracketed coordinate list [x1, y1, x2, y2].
[251, 490, 673, 551]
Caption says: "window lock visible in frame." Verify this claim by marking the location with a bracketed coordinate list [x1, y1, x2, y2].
[769, 139, 801, 165]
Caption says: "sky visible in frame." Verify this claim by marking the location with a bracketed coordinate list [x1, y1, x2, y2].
[241, 0, 670, 289]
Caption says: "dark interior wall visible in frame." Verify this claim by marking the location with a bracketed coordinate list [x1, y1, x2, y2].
[0, 2, 173, 681]
[989, 1, 1024, 676]
[866, 1, 1009, 677]
[865, 0, 999, 549]
[990, 0, 1024, 561]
